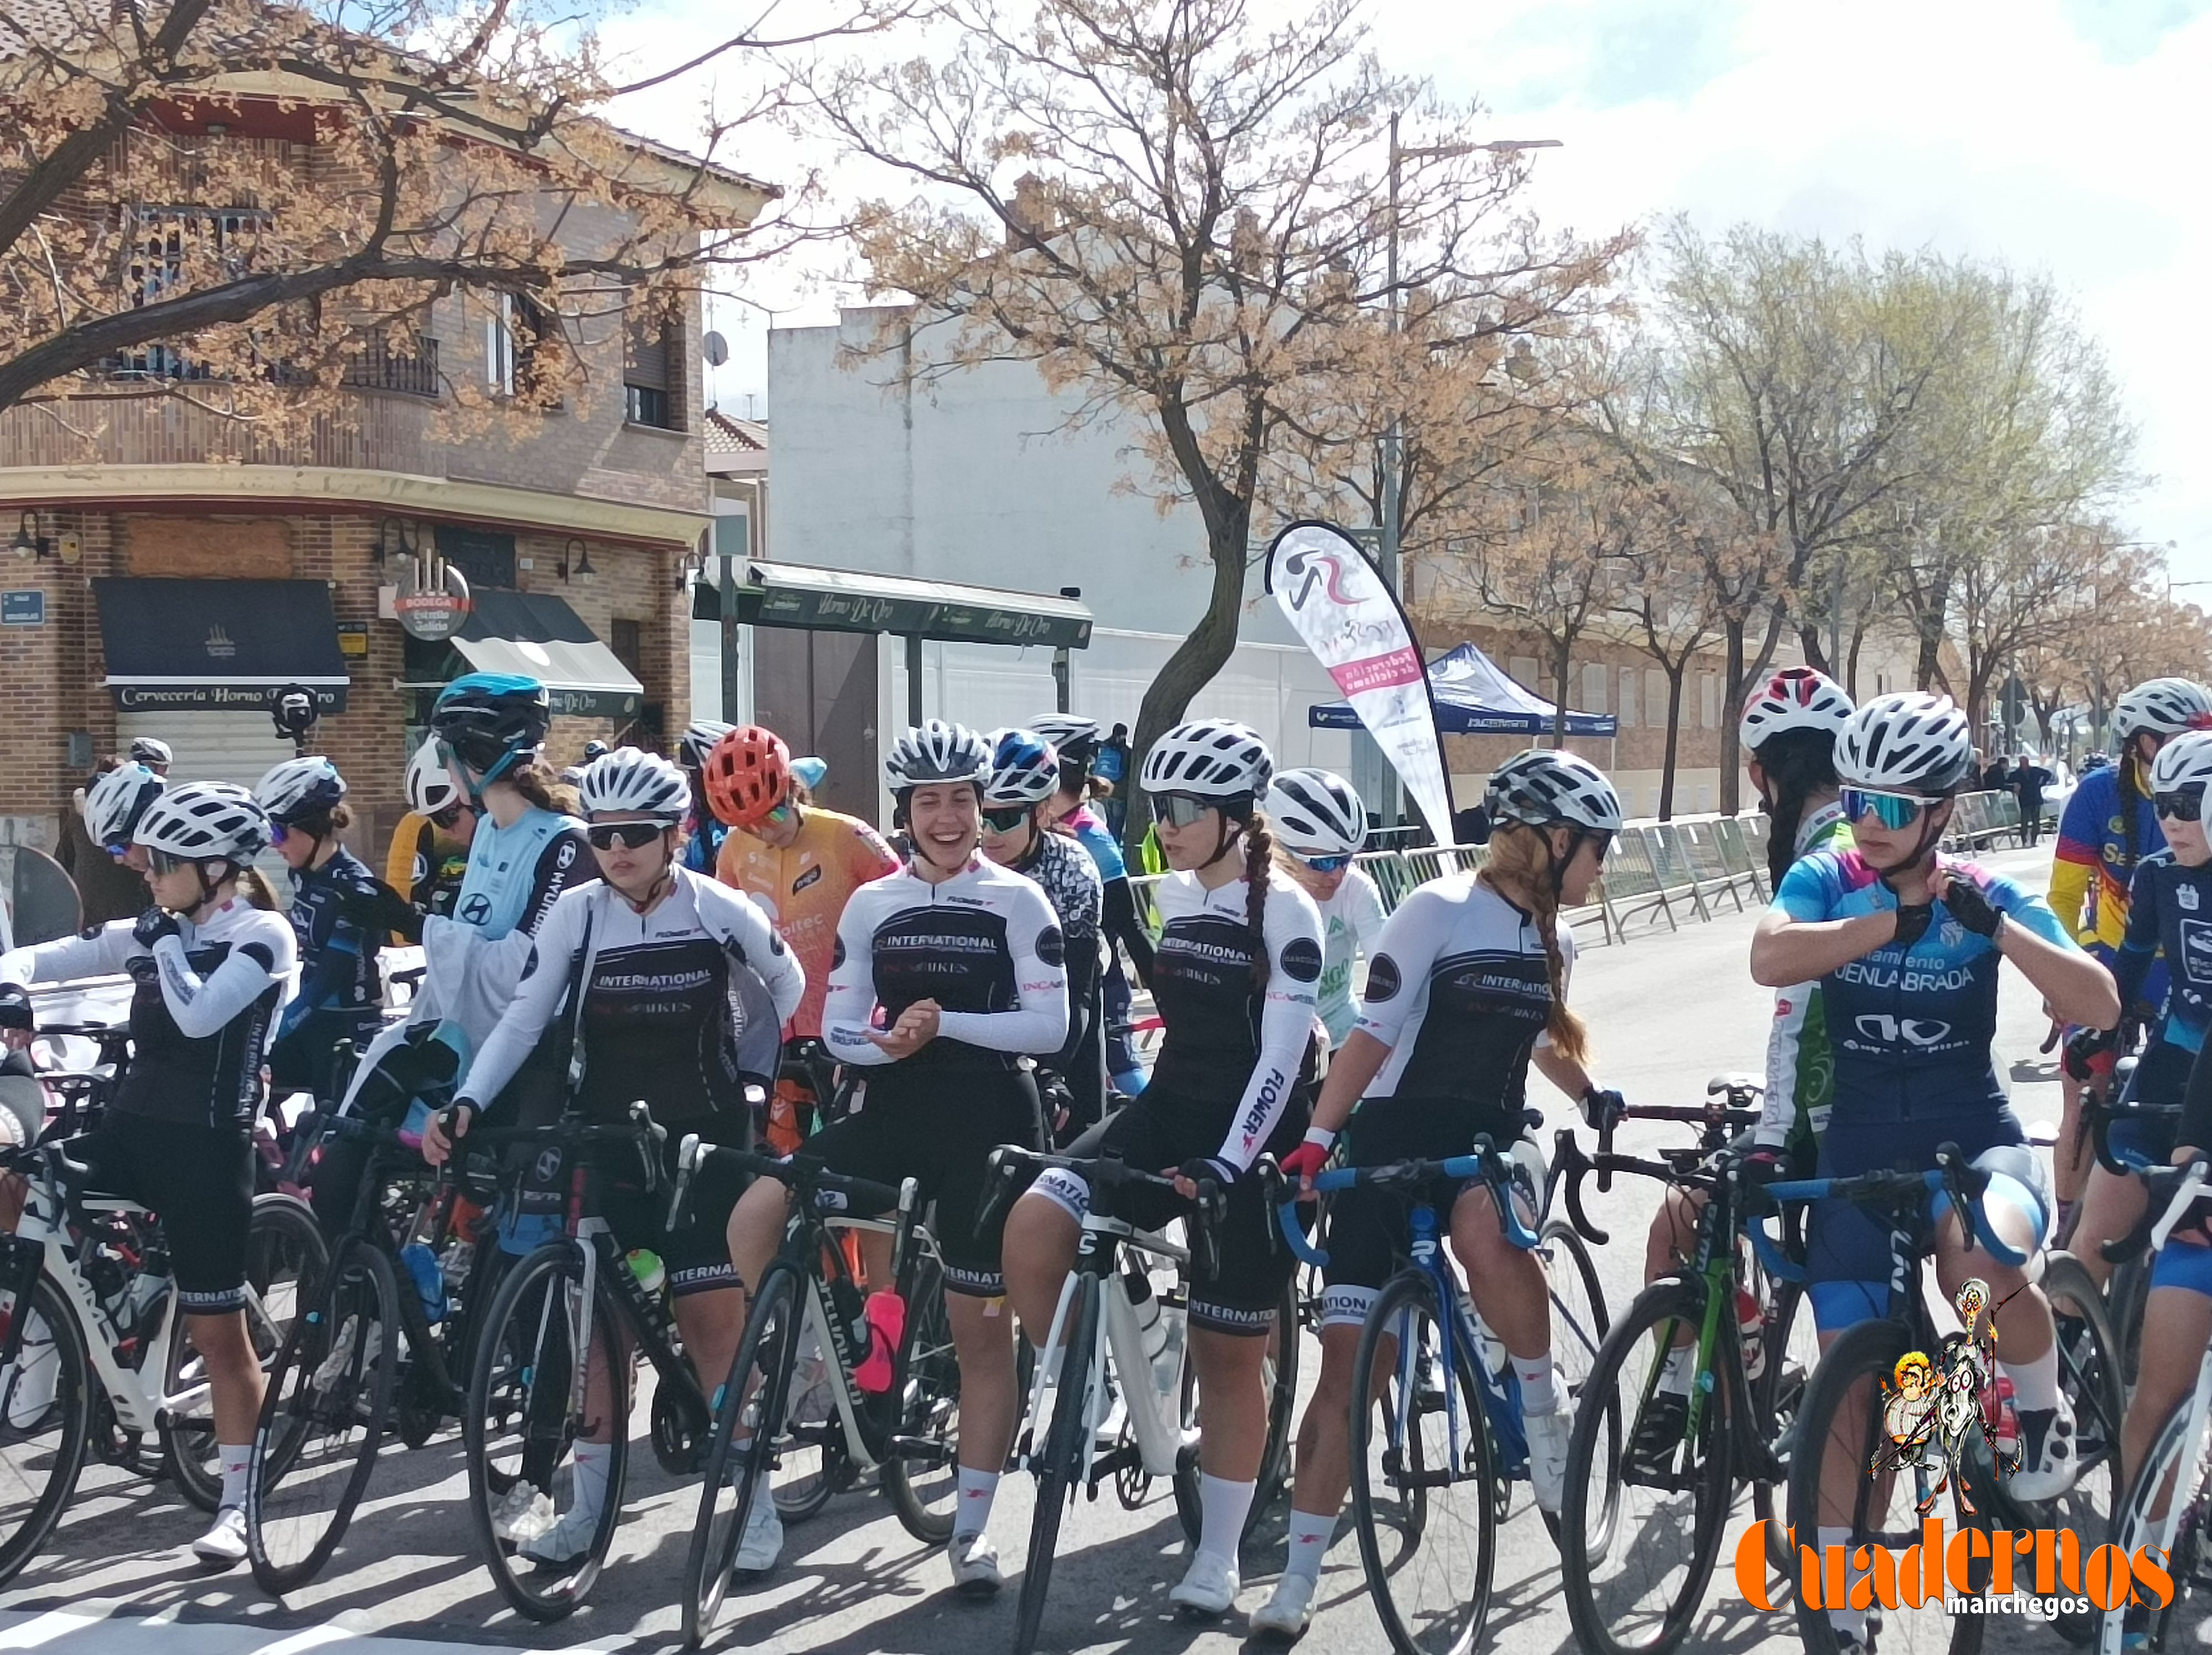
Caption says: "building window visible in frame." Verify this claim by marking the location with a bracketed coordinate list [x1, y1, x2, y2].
[1618, 668, 1639, 730]
[1645, 668, 1668, 726]
[1510, 655, 1541, 692]
[611, 617, 645, 680]
[488, 291, 555, 398]
[1699, 673, 1718, 730]
[1581, 662, 1607, 715]
[109, 205, 270, 379]
[625, 305, 681, 430]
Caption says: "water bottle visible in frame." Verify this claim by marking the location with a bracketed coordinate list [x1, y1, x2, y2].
[1123, 1263, 1172, 1392]
[1736, 1288, 1766, 1382]
[400, 1242, 447, 1324]
[855, 1289, 906, 1393]
[625, 1249, 666, 1299]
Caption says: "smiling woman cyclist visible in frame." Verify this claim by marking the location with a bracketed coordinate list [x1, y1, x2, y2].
[722, 719, 1068, 1592]
[424, 746, 804, 1566]
[1004, 718, 1323, 1622]
[1, 784, 296, 1568]
[1751, 691, 2118, 1654]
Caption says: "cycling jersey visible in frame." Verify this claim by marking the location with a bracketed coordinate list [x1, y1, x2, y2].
[2, 897, 295, 1131]
[714, 806, 899, 1039]
[2116, 850, 2212, 1057]
[681, 806, 730, 876]
[385, 811, 468, 922]
[278, 847, 384, 1040]
[1756, 802, 1853, 1160]
[1065, 805, 1155, 985]
[1010, 828, 1106, 1135]
[459, 869, 803, 1126]
[1313, 866, 1385, 1047]
[2052, 763, 2161, 970]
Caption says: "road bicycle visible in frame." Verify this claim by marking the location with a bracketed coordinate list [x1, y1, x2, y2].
[1781, 1145, 2123, 1655]
[1277, 1127, 1612, 1655]
[2077, 1067, 2181, 1384]
[0, 1138, 324, 1586]
[2095, 1158, 2212, 1655]
[1558, 1090, 1819, 1655]
[672, 1137, 965, 1647]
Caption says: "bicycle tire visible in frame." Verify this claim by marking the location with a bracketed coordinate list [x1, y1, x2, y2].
[1350, 1269, 1495, 1655]
[1788, 1315, 1986, 1655]
[1560, 1276, 1733, 1655]
[2096, 1393, 2207, 1655]
[684, 1264, 801, 1648]
[0, 1274, 93, 1590]
[463, 1241, 630, 1623]
[163, 1190, 328, 1511]
[247, 1238, 399, 1592]
[1541, 1217, 1614, 1548]
[1172, 1273, 1300, 1550]
[1750, 1273, 1815, 1575]
[2042, 1250, 2126, 1647]
[885, 1250, 962, 1545]
[1015, 1272, 1096, 1655]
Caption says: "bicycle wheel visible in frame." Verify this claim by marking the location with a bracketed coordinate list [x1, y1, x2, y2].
[1789, 1316, 1987, 1655]
[464, 1242, 630, 1623]
[1560, 1277, 1733, 1655]
[2043, 1251, 2125, 1646]
[1750, 1273, 1818, 1574]
[684, 1264, 801, 1648]
[0, 1276, 92, 1590]
[885, 1251, 962, 1545]
[1542, 1216, 1614, 1549]
[1350, 1270, 1495, 1655]
[247, 1238, 399, 1591]
[163, 1190, 328, 1510]
[1015, 1273, 1095, 1655]
[1173, 1273, 1301, 1549]
[2096, 1395, 2210, 1655]
[768, 1302, 844, 1526]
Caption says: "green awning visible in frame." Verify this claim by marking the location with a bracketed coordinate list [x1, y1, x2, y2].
[693, 559, 1092, 650]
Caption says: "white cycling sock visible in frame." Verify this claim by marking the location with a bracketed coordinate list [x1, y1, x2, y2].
[569, 1439, 614, 1522]
[1197, 1473, 1254, 1566]
[1658, 1346, 1694, 1397]
[954, 1467, 1000, 1542]
[1282, 1510, 1334, 1583]
[1512, 1353, 1559, 1414]
[2002, 1345, 2060, 1415]
[1818, 1525, 1865, 1638]
[219, 1443, 251, 1511]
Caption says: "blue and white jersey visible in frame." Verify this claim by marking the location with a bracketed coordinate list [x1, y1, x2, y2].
[447, 807, 590, 943]
[2116, 851, 2212, 1055]
[1772, 849, 2078, 1120]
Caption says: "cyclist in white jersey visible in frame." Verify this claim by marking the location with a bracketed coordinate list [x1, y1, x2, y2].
[1264, 768, 1381, 1049]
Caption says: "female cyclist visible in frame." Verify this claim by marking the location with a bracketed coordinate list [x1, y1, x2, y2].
[425, 747, 804, 1565]
[702, 724, 899, 1147]
[1004, 718, 1322, 1621]
[256, 757, 387, 1108]
[1631, 665, 1855, 1475]
[724, 720, 1068, 1592]
[1752, 691, 2118, 1651]
[981, 727, 1105, 1140]
[2050, 676, 2212, 1226]
[1253, 748, 1624, 1637]
[677, 719, 737, 875]
[384, 738, 476, 925]
[84, 758, 165, 877]
[1262, 768, 1381, 1053]
[1, 784, 296, 1566]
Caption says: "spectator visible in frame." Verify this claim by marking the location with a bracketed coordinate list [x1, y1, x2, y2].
[1981, 753, 2011, 793]
[54, 759, 154, 927]
[2012, 753, 2055, 847]
[127, 736, 173, 775]
[1093, 722, 1132, 839]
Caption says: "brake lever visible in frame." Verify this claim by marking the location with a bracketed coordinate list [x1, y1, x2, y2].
[1597, 1107, 1617, 1194]
[1191, 1179, 1224, 1282]
[667, 1134, 702, 1231]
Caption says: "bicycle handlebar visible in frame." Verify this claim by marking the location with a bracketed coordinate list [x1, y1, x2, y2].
[669, 1135, 911, 1232]
[2091, 1093, 2183, 1179]
[980, 1144, 1240, 1282]
[1275, 1133, 1543, 1271]
[2100, 1158, 2212, 1265]
[1761, 1141, 2027, 1268]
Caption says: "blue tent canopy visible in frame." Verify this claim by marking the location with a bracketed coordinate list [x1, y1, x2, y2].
[1309, 642, 1618, 737]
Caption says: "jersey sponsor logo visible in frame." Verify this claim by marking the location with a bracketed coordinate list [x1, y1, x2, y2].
[794, 865, 822, 894]
[555, 840, 579, 870]
[1852, 1014, 1953, 1048]
[1237, 1065, 1290, 1150]
[1280, 935, 1323, 983]
[1035, 923, 1066, 967]
[1364, 953, 1402, 1002]
[2182, 885, 2201, 912]
[1775, 996, 1794, 1017]
[1940, 919, 1966, 949]
[2181, 918, 2212, 984]
[459, 892, 492, 926]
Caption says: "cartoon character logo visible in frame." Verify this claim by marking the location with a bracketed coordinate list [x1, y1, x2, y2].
[1871, 1278, 2016, 1514]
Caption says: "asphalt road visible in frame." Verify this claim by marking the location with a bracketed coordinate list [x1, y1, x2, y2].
[0, 844, 2166, 1655]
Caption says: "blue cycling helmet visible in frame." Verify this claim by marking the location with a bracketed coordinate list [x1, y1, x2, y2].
[429, 673, 550, 794]
[983, 727, 1061, 808]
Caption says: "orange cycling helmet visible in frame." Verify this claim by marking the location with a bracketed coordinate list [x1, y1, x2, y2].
[703, 725, 792, 826]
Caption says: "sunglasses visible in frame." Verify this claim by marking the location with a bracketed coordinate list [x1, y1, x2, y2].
[587, 821, 668, 851]
[147, 848, 194, 876]
[1300, 852, 1353, 875]
[104, 842, 132, 862]
[1841, 787, 1934, 830]
[982, 805, 1032, 834]
[2156, 787, 2206, 823]
[429, 803, 466, 831]
[1580, 830, 1616, 863]
[1155, 794, 1215, 829]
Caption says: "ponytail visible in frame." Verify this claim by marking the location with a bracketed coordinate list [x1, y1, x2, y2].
[1479, 824, 1590, 1067]
[239, 867, 282, 912]
[507, 759, 578, 816]
[1751, 727, 1841, 888]
[1241, 809, 1275, 989]
[2119, 745, 2147, 873]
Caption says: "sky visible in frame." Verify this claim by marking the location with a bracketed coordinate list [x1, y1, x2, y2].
[604, 0, 2212, 582]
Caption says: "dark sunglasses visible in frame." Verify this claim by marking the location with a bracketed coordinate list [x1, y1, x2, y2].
[1841, 786, 1931, 830]
[982, 805, 1032, 834]
[429, 803, 466, 831]
[1300, 852, 1353, 875]
[587, 821, 667, 851]
[2156, 787, 2206, 823]
[147, 847, 194, 876]
[1154, 794, 1214, 829]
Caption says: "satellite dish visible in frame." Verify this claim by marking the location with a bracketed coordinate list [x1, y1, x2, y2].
[702, 331, 730, 368]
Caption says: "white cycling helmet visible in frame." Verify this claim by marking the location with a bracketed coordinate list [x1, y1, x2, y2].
[1029, 714, 1101, 757]
[2151, 730, 2212, 794]
[2114, 678, 2212, 742]
[678, 720, 735, 771]
[1739, 666, 1854, 753]
[983, 728, 1062, 808]
[405, 738, 464, 817]
[253, 755, 346, 825]
[134, 782, 272, 865]
[127, 736, 173, 768]
[884, 720, 992, 790]
[1484, 749, 1623, 832]
[85, 762, 165, 849]
[1834, 693, 1975, 797]
[1140, 719, 1272, 802]
[579, 747, 691, 823]
[1265, 768, 1368, 857]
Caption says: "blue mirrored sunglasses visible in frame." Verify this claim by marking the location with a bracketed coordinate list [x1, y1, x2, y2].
[1300, 853, 1353, 875]
[1841, 787, 1930, 830]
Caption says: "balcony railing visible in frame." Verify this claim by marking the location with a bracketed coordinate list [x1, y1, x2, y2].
[98, 331, 441, 397]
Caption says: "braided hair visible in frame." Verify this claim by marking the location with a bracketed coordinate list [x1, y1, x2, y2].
[1240, 808, 1275, 988]
[1479, 824, 1590, 1066]
[1752, 726, 1841, 888]
[2119, 742, 2148, 875]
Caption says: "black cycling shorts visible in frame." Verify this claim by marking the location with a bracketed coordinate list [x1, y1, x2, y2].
[80, 1116, 255, 1315]
[594, 1113, 750, 1299]
[1029, 1080, 1310, 1335]
[799, 1065, 1040, 1297]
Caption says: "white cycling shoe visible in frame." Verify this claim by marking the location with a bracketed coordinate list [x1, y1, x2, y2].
[493, 1484, 556, 1544]
[2010, 1398, 2079, 1501]
[519, 1503, 600, 1569]
[735, 1497, 784, 1573]
[192, 1506, 249, 1566]
[1524, 1399, 1573, 1516]
[947, 1531, 1004, 1596]
[1170, 1550, 1240, 1618]
[1250, 1571, 1316, 1640]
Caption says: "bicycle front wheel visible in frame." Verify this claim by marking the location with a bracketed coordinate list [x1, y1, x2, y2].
[0, 1275, 92, 1590]
[884, 1250, 962, 1545]
[1015, 1272, 1096, 1655]
[464, 1242, 630, 1623]
[1542, 1216, 1614, 1549]
[2096, 1393, 2210, 1655]
[2042, 1250, 2126, 1646]
[685, 1264, 801, 1648]
[1350, 1269, 1495, 1655]
[1561, 1276, 1733, 1655]
[247, 1237, 399, 1592]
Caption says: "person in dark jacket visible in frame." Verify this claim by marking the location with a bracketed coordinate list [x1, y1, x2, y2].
[2013, 755, 2055, 846]
[1981, 754, 2012, 793]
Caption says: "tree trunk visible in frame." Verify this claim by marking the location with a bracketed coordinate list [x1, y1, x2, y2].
[1797, 624, 1830, 677]
[1660, 664, 1685, 820]
[1847, 616, 1871, 700]
[1551, 634, 1572, 749]
[1719, 618, 1746, 815]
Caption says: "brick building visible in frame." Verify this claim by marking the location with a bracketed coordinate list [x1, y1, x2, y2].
[0, 94, 771, 858]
